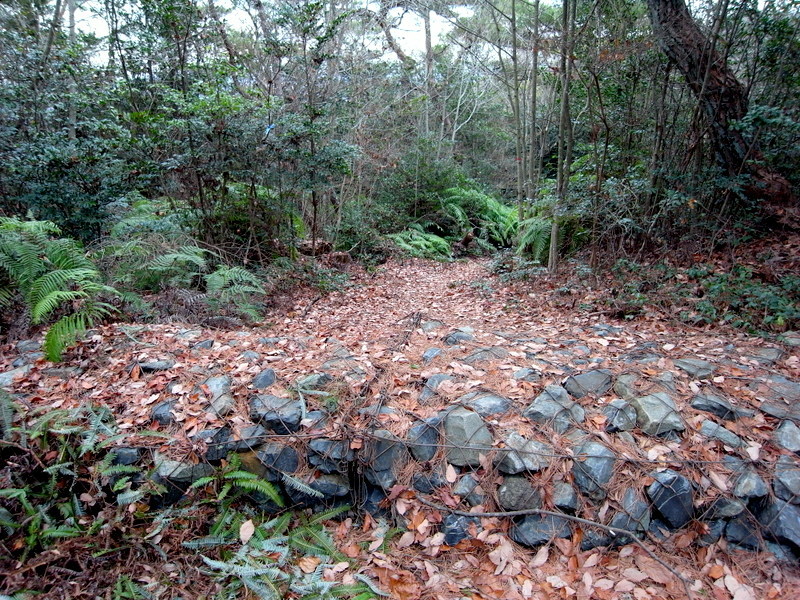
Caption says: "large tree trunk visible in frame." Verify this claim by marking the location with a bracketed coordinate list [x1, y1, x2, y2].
[645, 0, 792, 206]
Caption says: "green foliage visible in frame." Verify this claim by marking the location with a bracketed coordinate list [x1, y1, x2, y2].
[0, 218, 119, 360]
[388, 225, 451, 259]
[516, 217, 552, 263]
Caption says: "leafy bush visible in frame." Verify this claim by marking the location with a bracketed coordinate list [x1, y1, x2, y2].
[388, 225, 452, 259]
[0, 218, 119, 360]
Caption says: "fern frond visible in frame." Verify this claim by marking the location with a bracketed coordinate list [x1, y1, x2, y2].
[308, 504, 350, 526]
[45, 239, 94, 270]
[0, 390, 16, 442]
[31, 289, 87, 323]
[516, 217, 552, 263]
[44, 312, 89, 361]
[117, 489, 146, 505]
[281, 474, 323, 499]
[231, 478, 285, 507]
[182, 536, 231, 549]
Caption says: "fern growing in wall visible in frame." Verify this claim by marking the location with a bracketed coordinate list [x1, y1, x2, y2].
[0, 217, 119, 361]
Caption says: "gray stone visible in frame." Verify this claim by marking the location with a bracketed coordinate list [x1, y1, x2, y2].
[749, 347, 784, 366]
[443, 408, 494, 467]
[497, 476, 541, 511]
[630, 392, 685, 436]
[604, 399, 637, 433]
[0, 364, 32, 388]
[151, 400, 177, 425]
[407, 420, 440, 462]
[776, 421, 800, 453]
[780, 331, 800, 347]
[310, 473, 350, 498]
[13, 353, 43, 367]
[774, 456, 800, 504]
[204, 375, 232, 400]
[252, 369, 277, 389]
[753, 375, 800, 421]
[572, 441, 616, 501]
[647, 469, 693, 528]
[16, 339, 41, 353]
[308, 439, 353, 473]
[302, 410, 328, 429]
[652, 371, 677, 393]
[258, 337, 283, 345]
[522, 385, 585, 434]
[420, 374, 454, 402]
[364, 430, 407, 489]
[443, 330, 474, 345]
[725, 515, 762, 549]
[412, 471, 448, 494]
[421, 320, 444, 332]
[700, 420, 745, 447]
[41, 367, 85, 380]
[256, 443, 300, 479]
[553, 482, 579, 513]
[201, 427, 234, 462]
[707, 497, 746, 519]
[194, 339, 214, 349]
[699, 520, 726, 546]
[154, 454, 214, 484]
[564, 369, 613, 398]
[240, 350, 261, 362]
[691, 393, 754, 421]
[496, 433, 551, 474]
[511, 515, 571, 547]
[443, 514, 480, 545]
[358, 404, 397, 416]
[674, 358, 716, 378]
[760, 500, 800, 551]
[453, 474, 486, 506]
[458, 391, 512, 416]
[227, 425, 268, 452]
[297, 373, 333, 390]
[733, 469, 769, 499]
[422, 348, 442, 364]
[610, 488, 651, 535]
[208, 394, 236, 417]
[513, 368, 541, 382]
[138, 360, 175, 373]
[614, 373, 639, 401]
[249, 395, 303, 434]
[463, 347, 508, 364]
[110, 447, 141, 466]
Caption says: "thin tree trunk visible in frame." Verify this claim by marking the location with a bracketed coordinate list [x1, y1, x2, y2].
[645, 0, 792, 205]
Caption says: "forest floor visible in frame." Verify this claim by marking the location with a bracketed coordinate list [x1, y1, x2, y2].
[3, 252, 800, 599]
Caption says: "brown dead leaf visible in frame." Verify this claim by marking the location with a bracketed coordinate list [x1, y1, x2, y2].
[634, 554, 673, 585]
[298, 555, 321, 574]
[708, 564, 725, 579]
[239, 519, 255, 544]
[372, 566, 422, 600]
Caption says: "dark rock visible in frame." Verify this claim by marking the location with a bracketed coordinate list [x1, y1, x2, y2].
[309, 473, 350, 499]
[674, 358, 716, 378]
[706, 497, 746, 519]
[249, 395, 303, 434]
[776, 421, 800, 454]
[240, 350, 261, 362]
[420, 374, 454, 402]
[194, 339, 214, 349]
[443, 329, 474, 345]
[699, 520, 726, 546]
[453, 474, 486, 506]
[252, 369, 277, 389]
[412, 471, 448, 494]
[726, 515, 762, 549]
[12, 353, 43, 367]
[199, 427, 232, 461]
[760, 500, 800, 551]
[258, 337, 283, 346]
[110, 447, 141, 466]
[364, 430, 407, 489]
[16, 339, 41, 353]
[580, 531, 613, 551]
[308, 439, 353, 473]
[362, 487, 388, 516]
[302, 410, 328, 429]
[553, 482, 579, 513]
[138, 360, 175, 373]
[604, 399, 637, 433]
[151, 399, 177, 425]
[733, 469, 769, 500]
[609, 489, 651, 543]
[407, 420, 440, 462]
[256, 443, 300, 480]
[458, 391, 512, 417]
[564, 369, 613, 398]
[358, 404, 397, 416]
[496, 433, 551, 474]
[630, 392, 684, 436]
[647, 469, 694, 529]
[780, 331, 800, 347]
[614, 373, 639, 401]
[154, 453, 214, 484]
[774, 456, 800, 504]
[227, 425, 268, 452]
[422, 348, 442, 364]
[572, 441, 616, 501]
[43, 366, 84, 379]
[204, 375, 231, 399]
[513, 368, 541, 382]
[443, 407, 494, 467]
[691, 393, 754, 421]
[463, 347, 508, 364]
[511, 515, 571, 547]
[443, 514, 480, 545]
[522, 385, 585, 434]
[421, 320, 444, 332]
[748, 347, 784, 366]
[700, 420, 744, 448]
[498, 476, 541, 511]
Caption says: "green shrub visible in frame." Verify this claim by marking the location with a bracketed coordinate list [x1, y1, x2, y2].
[388, 225, 452, 259]
[0, 218, 119, 360]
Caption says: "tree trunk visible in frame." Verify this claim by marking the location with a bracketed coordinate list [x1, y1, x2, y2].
[645, 0, 792, 205]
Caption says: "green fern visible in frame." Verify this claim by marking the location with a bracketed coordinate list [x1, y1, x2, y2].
[388, 226, 451, 259]
[205, 265, 267, 321]
[516, 217, 552, 263]
[1, 390, 16, 442]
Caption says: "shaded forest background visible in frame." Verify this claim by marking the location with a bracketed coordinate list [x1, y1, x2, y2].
[1, 0, 800, 354]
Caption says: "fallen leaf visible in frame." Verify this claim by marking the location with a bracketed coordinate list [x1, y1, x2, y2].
[239, 519, 255, 544]
[298, 555, 321, 574]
